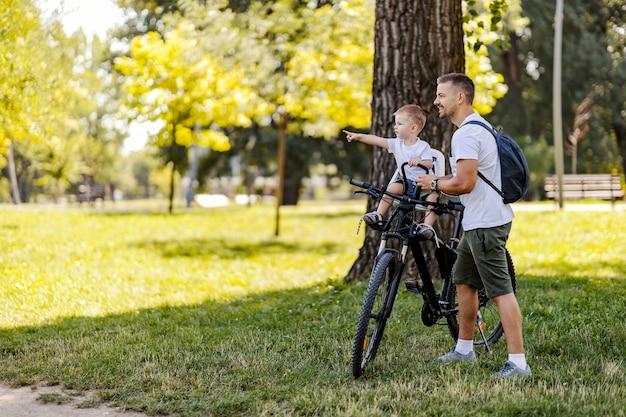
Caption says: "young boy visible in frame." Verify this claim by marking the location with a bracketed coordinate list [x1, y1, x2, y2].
[344, 104, 438, 238]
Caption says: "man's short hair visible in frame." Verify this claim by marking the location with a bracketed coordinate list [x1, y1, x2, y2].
[437, 73, 475, 104]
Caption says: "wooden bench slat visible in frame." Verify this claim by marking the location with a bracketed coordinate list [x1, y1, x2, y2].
[544, 174, 624, 202]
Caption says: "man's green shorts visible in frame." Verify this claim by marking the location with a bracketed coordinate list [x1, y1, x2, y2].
[453, 222, 513, 298]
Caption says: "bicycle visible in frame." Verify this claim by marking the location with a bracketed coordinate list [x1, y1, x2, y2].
[350, 163, 517, 379]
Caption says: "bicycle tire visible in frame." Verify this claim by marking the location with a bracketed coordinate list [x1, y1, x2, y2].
[444, 249, 517, 346]
[351, 252, 400, 379]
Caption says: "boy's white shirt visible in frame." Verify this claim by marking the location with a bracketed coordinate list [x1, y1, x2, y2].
[386, 137, 432, 183]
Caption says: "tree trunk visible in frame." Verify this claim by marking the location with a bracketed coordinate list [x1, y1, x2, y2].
[344, 0, 465, 283]
[275, 114, 287, 236]
[169, 158, 176, 214]
[168, 126, 178, 214]
[8, 141, 21, 205]
[614, 122, 626, 178]
[498, 31, 528, 137]
[282, 182, 300, 205]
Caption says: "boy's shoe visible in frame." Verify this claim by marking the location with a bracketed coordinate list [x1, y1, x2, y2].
[493, 361, 532, 379]
[361, 211, 383, 226]
[436, 347, 476, 364]
[413, 223, 435, 240]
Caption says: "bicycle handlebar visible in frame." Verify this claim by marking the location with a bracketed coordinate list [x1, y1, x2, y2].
[350, 176, 464, 213]
[401, 161, 430, 181]
[349, 178, 369, 189]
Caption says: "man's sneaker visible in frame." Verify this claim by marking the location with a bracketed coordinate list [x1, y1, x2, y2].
[436, 347, 476, 364]
[493, 360, 532, 379]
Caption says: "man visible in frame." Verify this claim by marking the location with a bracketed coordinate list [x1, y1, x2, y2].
[416, 73, 531, 378]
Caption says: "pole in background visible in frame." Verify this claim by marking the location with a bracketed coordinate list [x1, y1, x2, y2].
[553, 0, 565, 209]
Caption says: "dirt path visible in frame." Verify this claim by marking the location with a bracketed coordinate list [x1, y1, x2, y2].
[0, 384, 146, 417]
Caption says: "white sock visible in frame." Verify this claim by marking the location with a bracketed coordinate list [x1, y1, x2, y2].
[508, 353, 528, 369]
[454, 339, 474, 355]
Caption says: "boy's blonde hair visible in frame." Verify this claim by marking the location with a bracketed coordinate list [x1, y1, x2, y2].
[394, 104, 426, 128]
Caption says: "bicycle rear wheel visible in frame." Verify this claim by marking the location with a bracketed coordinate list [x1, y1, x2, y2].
[351, 252, 400, 379]
[444, 249, 517, 346]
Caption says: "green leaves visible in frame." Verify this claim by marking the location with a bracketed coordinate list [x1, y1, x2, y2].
[463, 0, 528, 114]
[115, 0, 376, 147]
[115, 24, 270, 149]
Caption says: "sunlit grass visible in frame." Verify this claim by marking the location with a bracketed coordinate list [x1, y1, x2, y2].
[0, 201, 625, 416]
[508, 210, 626, 280]
[0, 202, 365, 327]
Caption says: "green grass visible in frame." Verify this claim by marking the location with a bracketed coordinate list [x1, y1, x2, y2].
[0, 201, 625, 416]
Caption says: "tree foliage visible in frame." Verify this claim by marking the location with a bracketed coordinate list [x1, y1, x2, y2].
[3, 0, 624, 206]
[1, 0, 111, 202]
[0, 0, 48, 148]
[115, 25, 267, 150]
[490, 0, 625, 182]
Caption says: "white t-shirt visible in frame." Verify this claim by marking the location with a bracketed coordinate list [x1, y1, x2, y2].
[450, 113, 514, 230]
[386, 138, 432, 183]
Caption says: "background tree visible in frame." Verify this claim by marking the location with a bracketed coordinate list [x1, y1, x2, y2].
[246, 0, 373, 233]
[1, 0, 49, 203]
[153, 0, 375, 232]
[115, 22, 268, 212]
[8, 0, 621, 208]
[1, 0, 98, 203]
[183, 0, 374, 209]
[109, 0, 518, 215]
[490, 0, 625, 188]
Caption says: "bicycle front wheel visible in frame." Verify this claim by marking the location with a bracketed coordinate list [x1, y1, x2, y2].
[444, 249, 517, 346]
[351, 251, 400, 379]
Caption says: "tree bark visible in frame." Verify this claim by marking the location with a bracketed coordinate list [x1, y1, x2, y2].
[344, 0, 465, 283]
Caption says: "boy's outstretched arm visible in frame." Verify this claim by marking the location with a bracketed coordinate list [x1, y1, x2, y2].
[343, 130, 389, 149]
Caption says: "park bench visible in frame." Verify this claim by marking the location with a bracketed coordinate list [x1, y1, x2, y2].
[76, 184, 106, 204]
[544, 174, 624, 206]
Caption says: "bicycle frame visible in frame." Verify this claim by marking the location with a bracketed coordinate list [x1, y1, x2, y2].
[350, 172, 464, 318]
[350, 164, 513, 378]
[368, 186, 464, 326]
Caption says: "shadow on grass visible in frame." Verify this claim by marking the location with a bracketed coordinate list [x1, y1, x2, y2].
[133, 237, 347, 258]
[281, 209, 364, 220]
[0, 281, 363, 416]
[1, 274, 625, 416]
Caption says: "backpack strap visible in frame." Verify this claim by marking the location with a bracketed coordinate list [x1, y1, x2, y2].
[462, 120, 505, 200]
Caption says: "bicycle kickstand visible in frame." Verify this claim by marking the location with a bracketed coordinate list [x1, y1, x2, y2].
[476, 312, 491, 353]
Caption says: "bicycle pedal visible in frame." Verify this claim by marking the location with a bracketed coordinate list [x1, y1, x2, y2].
[405, 280, 420, 293]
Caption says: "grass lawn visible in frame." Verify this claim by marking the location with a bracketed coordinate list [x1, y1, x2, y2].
[0, 200, 625, 416]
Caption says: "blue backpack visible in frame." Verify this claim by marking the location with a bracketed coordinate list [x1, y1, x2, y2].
[465, 121, 530, 204]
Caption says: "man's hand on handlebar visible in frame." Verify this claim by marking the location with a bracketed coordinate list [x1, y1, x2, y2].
[417, 174, 437, 191]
